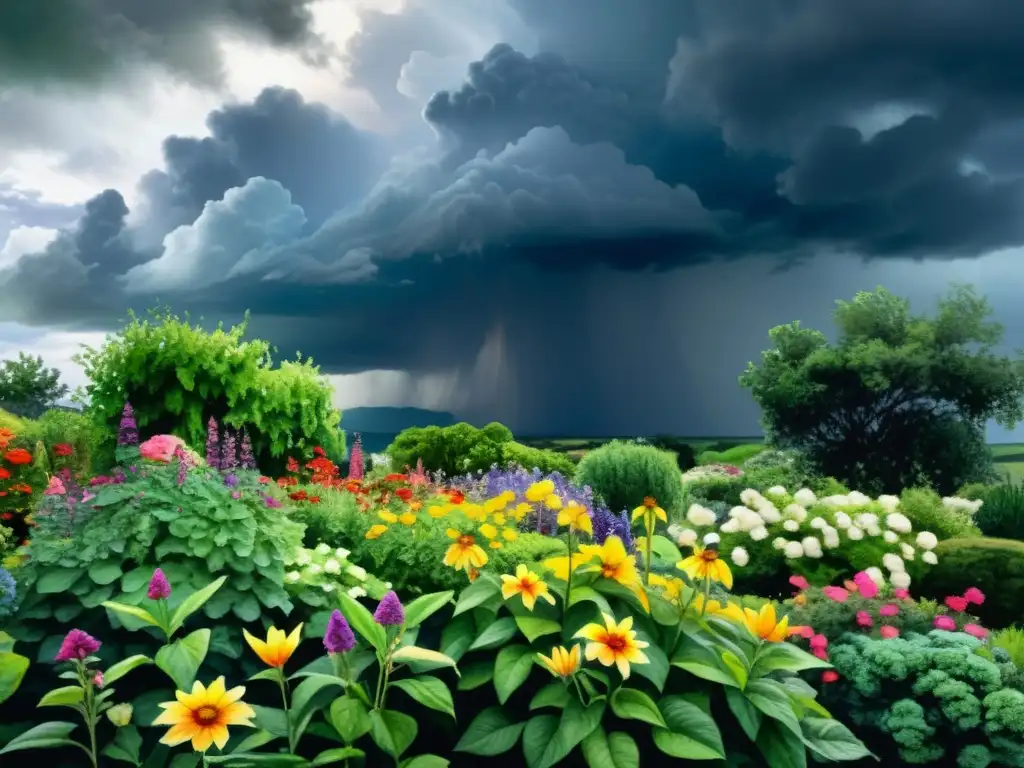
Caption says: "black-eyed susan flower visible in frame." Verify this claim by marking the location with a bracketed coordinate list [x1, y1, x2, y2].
[557, 500, 593, 535]
[153, 677, 255, 752]
[631, 496, 667, 526]
[734, 603, 806, 642]
[501, 565, 557, 611]
[677, 541, 733, 590]
[443, 528, 488, 571]
[243, 625, 303, 668]
[574, 613, 649, 680]
[537, 645, 581, 679]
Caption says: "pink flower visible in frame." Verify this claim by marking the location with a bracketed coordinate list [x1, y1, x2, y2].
[879, 604, 900, 617]
[892, 588, 910, 600]
[139, 434, 186, 463]
[856, 611, 874, 628]
[810, 634, 828, 650]
[92, 671, 104, 688]
[944, 596, 969, 613]
[933, 616, 957, 631]
[791, 625, 814, 639]
[812, 647, 829, 660]
[964, 587, 986, 606]
[822, 586, 850, 603]
[880, 626, 900, 639]
[822, 670, 839, 684]
[147, 568, 171, 600]
[853, 572, 879, 599]
[789, 575, 810, 592]
[44, 475, 66, 496]
[55, 629, 102, 662]
[963, 623, 988, 639]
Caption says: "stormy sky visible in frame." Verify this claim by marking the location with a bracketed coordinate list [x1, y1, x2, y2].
[2, 0, 1024, 439]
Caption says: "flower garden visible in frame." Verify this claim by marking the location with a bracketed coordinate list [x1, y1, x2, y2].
[4, 370, 1024, 764]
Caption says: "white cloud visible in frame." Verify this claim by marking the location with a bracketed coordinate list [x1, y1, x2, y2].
[0, 324, 108, 397]
[326, 369, 461, 410]
[0, 226, 59, 269]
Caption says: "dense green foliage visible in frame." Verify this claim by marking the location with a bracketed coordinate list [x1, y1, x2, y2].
[740, 285, 1024, 495]
[921, 538, 1024, 628]
[74, 309, 344, 473]
[386, 422, 512, 476]
[646, 436, 697, 470]
[499, 441, 577, 476]
[29, 408, 104, 476]
[971, 482, 1024, 540]
[824, 632, 1024, 765]
[0, 353, 68, 419]
[698, 442, 766, 466]
[575, 440, 686, 517]
[899, 487, 982, 540]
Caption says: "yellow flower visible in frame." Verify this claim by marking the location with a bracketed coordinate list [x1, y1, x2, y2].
[544, 494, 563, 510]
[365, 524, 388, 540]
[677, 545, 733, 590]
[443, 529, 488, 571]
[492, 512, 507, 526]
[537, 645, 581, 678]
[500, 565, 557, 611]
[578, 536, 640, 588]
[737, 604, 796, 643]
[631, 496, 667, 524]
[398, 512, 417, 526]
[574, 613, 650, 680]
[483, 497, 509, 514]
[502, 527, 518, 542]
[511, 502, 532, 521]
[153, 677, 255, 752]
[542, 551, 584, 581]
[489, 541, 503, 549]
[427, 505, 450, 519]
[557, 501, 594, 535]
[525, 480, 555, 502]
[462, 503, 486, 522]
[243, 624, 303, 668]
[378, 510, 398, 524]
[479, 523, 498, 539]
[693, 594, 735, 617]
[648, 573, 685, 605]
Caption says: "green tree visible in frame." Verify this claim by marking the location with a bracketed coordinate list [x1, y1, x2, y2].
[386, 422, 513, 477]
[0, 352, 69, 418]
[75, 308, 343, 472]
[739, 285, 1024, 494]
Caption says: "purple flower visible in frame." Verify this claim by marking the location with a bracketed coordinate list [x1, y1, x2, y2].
[263, 495, 282, 509]
[55, 629, 102, 662]
[147, 568, 171, 600]
[348, 434, 364, 480]
[220, 429, 237, 470]
[373, 591, 405, 626]
[224, 473, 239, 488]
[324, 610, 357, 653]
[117, 403, 139, 446]
[239, 430, 256, 470]
[206, 417, 221, 470]
[231, 491, 242, 500]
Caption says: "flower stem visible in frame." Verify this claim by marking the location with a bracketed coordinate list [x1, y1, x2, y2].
[277, 669, 296, 753]
[570, 674, 588, 706]
[76, 662, 98, 768]
[700, 575, 711, 616]
[564, 530, 574, 618]
[373, 655, 386, 710]
[644, 513, 654, 586]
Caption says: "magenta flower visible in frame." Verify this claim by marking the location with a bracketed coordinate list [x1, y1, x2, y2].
[324, 610, 356, 654]
[964, 587, 986, 606]
[55, 629, 102, 662]
[791, 625, 814, 639]
[789, 575, 809, 592]
[855, 610, 874, 628]
[933, 616, 957, 631]
[963, 623, 988, 639]
[93, 671, 104, 688]
[853, 572, 879, 599]
[892, 588, 910, 600]
[944, 595, 968, 613]
[879, 603, 900, 617]
[810, 634, 828, 651]
[147, 568, 171, 600]
[822, 586, 850, 603]
[348, 434, 365, 481]
[373, 591, 405, 626]
[880, 626, 900, 639]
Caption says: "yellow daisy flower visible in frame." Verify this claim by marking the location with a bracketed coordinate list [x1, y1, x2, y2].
[378, 510, 398, 524]
[153, 677, 255, 752]
[537, 645, 581, 679]
[243, 624, 303, 668]
[525, 480, 555, 502]
[365, 524, 387, 540]
[677, 545, 733, 590]
[443, 529, 488, 571]
[500, 565, 557, 611]
[574, 613, 650, 680]
[557, 501, 594, 535]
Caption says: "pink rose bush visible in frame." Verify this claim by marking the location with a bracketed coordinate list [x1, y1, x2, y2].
[139, 434, 186, 463]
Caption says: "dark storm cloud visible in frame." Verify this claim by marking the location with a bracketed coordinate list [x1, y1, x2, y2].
[0, 0, 324, 86]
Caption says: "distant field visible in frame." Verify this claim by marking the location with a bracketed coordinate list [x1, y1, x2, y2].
[992, 443, 1024, 481]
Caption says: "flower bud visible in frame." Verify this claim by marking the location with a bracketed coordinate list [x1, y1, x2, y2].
[106, 703, 133, 727]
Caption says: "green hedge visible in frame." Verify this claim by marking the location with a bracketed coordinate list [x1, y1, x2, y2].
[918, 537, 1024, 628]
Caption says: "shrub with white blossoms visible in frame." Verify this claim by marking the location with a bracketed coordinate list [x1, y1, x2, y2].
[942, 495, 984, 515]
[680, 464, 744, 483]
[669, 485, 941, 588]
[283, 542, 390, 607]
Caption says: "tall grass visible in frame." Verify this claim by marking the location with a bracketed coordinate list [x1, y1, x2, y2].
[992, 627, 1024, 667]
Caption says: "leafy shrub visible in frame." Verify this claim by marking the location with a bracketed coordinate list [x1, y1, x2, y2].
[31, 408, 103, 476]
[822, 631, 1024, 765]
[681, 474, 747, 508]
[387, 422, 512, 477]
[575, 440, 684, 516]
[499, 441, 577, 477]
[973, 482, 1024, 539]
[697, 442, 767, 466]
[0, 426, 44, 549]
[899, 487, 982, 540]
[992, 627, 1024, 668]
[646, 436, 697, 471]
[287, 487, 364, 548]
[75, 309, 343, 474]
[918, 538, 1024, 629]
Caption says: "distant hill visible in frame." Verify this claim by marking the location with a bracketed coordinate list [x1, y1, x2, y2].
[341, 407, 458, 434]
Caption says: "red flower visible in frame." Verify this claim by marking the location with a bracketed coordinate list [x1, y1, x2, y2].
[259, 475, 271, 484]
[53, 443, 74, 457]
[313, 446, 325, 457]
[944, 596, 969, 613]
[286, 457, 300, 473]
[289, 490, 309, 501]
[10, 483, 32, 494]
[309, 496, 321, 504]
[384, 473, 407, 483]
[822, 670, 839, 684]
[0, 467, 9, 480]
[447, 490, 465, 505]
[1, 512, 12, 520]
[3, 448, 32, 465]
[395, 488, 413, 502]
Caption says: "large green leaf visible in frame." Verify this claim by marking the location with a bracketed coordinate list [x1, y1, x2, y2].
[168, 576, 228, 635]
[311, 747, 365, 766]
[751, 642, 832, 677]
[800, 717, 872, 762]
[35, 568, 80, 594]
[37, 685, 85, 708]
[670, 633, 740, 688]
[440, 613, 476, 662]
[652, 694, 725, 761]
[104, 655, 153, 686]
[529, 682, 572, 711]
[155, 628, 210, 690]
[756, 719, 807, 768]
[580, 726, 639, 768]
[725, 686, 762, 742]
[88, 560, 124, 586]
[744, 679, 802, 738]
[514, 615, 561, 643]
[329, 696, 371, 744]
[402, 591, 455, 629]
[610, 687, 666, 728]
[391, 645, 459, 674]
[524, 697, 606, 768]
[453, 574, 502, 616]
[456, 660, 494, 691]
[0, 650, 29, 705]
[400, 756, 449, 768]
[629, 639, 669, 692]
[369, 709, 418, 759]
[469, 617, 518, 651]
[494, 645, 535, 705]
[289, 674, 346, 728]
[522, 715, 559, 768]
[102, 725, 143, 765]
[454, 707, 525, 756]
[0, 721, 81, 754]
[390, 676, 455, 718]
[102, 601, 160, 629]
[337, 592, 387, 655]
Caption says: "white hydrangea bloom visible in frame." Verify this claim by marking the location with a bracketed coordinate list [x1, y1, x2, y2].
[823, 528, 841, 549]
[883, 531, 899, 544]
[765, 485, 788, 497]
[322, 583, 336, 593]
[922, 551, 938, 565]
[793, 488, 817, 507]
[900, 543, 916, 561]
[855, 513, 879, 529]
[686, 504, 717, 527]
[802, 537, 823, 558]
[809, 517, 827, 530]
[731, 547, 750, 567]
[864, 567, 885, 587]
[755, 502, 782, 524]
[877, 494, 901, 512]
[346, 564, 368, 581]
[783, 519, 800, 532]
[677, 528, 698, 547]
[834, 512, 852, 529]
[882, 553, 905, 573]
[890, 571, 912, 589]
[866, 525, 883, 537]
[307, 564, 322, 575]
[719, 519, 740, 534]
[848, 491, 871, 506]
[886, 513, 913, 534]
[942, 496, 983, 515]
[667, 523, 684, 539]
[334, 548, 351, 560]
[916, 531, 938, 550]
[784, 504, 808, 522]
[773, 537, 788, 550]
[703, 532, 721, 545]
[347, 586, 368, 598]
[749, 525, 769, 541]
[285, 571, 301, 583]
[821, 495, 851, 507]
[783, 541, 805, 559]
[846, 526, 865, 541]
[324, 559, 341, 575]
[315, 543, 332, 555]
[740, 489, 764, 507]
[295, 549, 312, 566]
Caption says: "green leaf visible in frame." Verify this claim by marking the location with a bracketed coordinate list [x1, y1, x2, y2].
[231, 729, 280, 753]
[720, 650, 749, 689]
[0, 721, 80, 754]
[330, 696, 372, 743]
[250, 705, 290, 738]
[205, 755, 308, 765]
[745, 679, 802, 738]
[440, 613, 476, 662]
[0, 650, 30, 705]
[567, 586, 613, 616]
[400, 756, 449, 768]
[529, 681, 572, 711]
[469, 617, 518, 651]
[403, 591, 455, 629]
[514, 615, 561, 643]
[581, 727, 640, 768]
[390, 676, 455, 718]
[800, 717, 872, 762]
[494, 645, 535, 705]
[311, 747, 366, 766]
[725, 686, 762, 741]
[102, 601, 160, 628]
[168, 576, 228, 635]
[155, 628, 210, 690]
[522, 715, 559, 768]
[370, 709, 418, 759]
[526, 697, 606, 768]
[391, 645, 458, 674]
[453, 573, 502, 616]
[337, 591, 388, 655]
[454, 706, 525, 755]
[610, 687, 667, 728]
[456, 660, 494, 691]
[102, 724, 143, 764]
[670, 633, 740, 687]
[104, 655, 153, 686]
[751, 642, 832, 677]
[756, 719, 807, 768]
[629, 639, 669, 692]
[37, 685, 84, 708]
[289, 674, 346, 725]
[88, 559, 124, 586]
[653, 694, 726, 761]
[650, 535, 684, 564]
[248, 669, 280, 683]
[36, 568, 80, 594]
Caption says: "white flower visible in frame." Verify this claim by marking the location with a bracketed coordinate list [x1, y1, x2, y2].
[765, 485, 788, 497]
[877, 494, 900, 512]
[667, 523, 684, 540]
[793, 488, 817, 507]
[809, 517, 827, 530]
[783, 541, 805, 559]
[285, 571, 301, 583]
[922, 551, 938, 565]
[677, 528, 698, 547]
[315, 543, 331, 555]
[738, 509, 766, 531]
[883, 531, 899, 543]
[324, 559, 341, 575]
[823, 529, 841, 549]
[731, 547, 750, 567]
[866, 525, 883, 537]
[347, 586, 367, 599]
[821, 495, 850, 507]
[322, 583, 336, 593]
[802, 537, 823, 558]
[755, 503, 781, 524]
[783, 519, 800, 532]
[886, 513, 913, 534]
[703, 532, 721, 546]
[882, 553, 905, 573]
[719, 519, 740, 534]
[864, 567, 885, 587]
[834, 512, 852, 529]
[334, 548, 351, 560]
[307, 564, 322, 576]
[846, 526, 865, 541]
[740, 489, 763, 507]
[749, 525, 769, 541]
[773, 537, 788, 550]
[346, 564, 368, 581]
[686, 504, 717, 527]
[784, 504, 808, 522]
[900, 543, 916, 561]
[855, 513, 879, 530]
[295, 550, 312, 566]
[890, 571, 912, 589]
[916, 531, 938, 550]
[848, 491, 871, 506]
[943, 496, 983, 515]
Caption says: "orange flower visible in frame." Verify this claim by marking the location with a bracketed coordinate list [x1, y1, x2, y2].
[396, 488, 413, 502]
[10, 483, 32, 494]
[286, 457, 299, 473]
[3, 448, 32, 465]
[0, 467, 9, 480]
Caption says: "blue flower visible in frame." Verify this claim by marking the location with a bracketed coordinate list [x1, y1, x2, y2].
[0, 567, 17, 617]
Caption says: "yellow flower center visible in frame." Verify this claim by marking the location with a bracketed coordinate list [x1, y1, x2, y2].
[194, 706, 219, 725]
